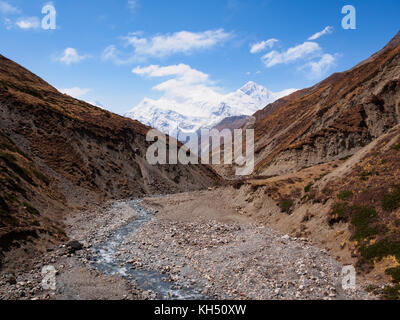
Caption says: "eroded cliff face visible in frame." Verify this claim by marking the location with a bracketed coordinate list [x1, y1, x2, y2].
[0, 54, 220, 261]
[253, 32, 400, 176]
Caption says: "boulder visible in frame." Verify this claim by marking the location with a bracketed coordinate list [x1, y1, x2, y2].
[66, 240, 83, 253]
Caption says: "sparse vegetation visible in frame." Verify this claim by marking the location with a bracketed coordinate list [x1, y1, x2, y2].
[0, 142, 13, 151]
[340, 155, 353, 161]
[304, 183, 313, 193]
[329, 187, 400, 297]
[279, 199, 293, 213]
[359, 238, 400, 263]
[23, 202, 40, 216]
[305, 193, 315, 201]
[0, 208, 18, 226]
[350, 206, 382, 241]
[0, 151, 34, 185]
[1, 80, 43, 99]
[366, 284, 380, 294]
[0, 139, 32, 161]
[385, 266, 400, 283]
[382, 284, 400, 300]
[382, 185, 400, 212]
[328, 203, 349, 225]
[329, 203, 385, 241]
[0, 152, 16, 162]
[0, 196, 18, 226]
[32, 169, 50, 185]
[359, 170, 378, 181]
[232, 179, 245, 190]
[4, 193, 17, 203]
[392, 144, 400, 151]
[337, 190, 353, 201]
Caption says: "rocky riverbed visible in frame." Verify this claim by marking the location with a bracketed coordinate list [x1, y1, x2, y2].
[0, 190, 377, 300]
[118, 213, 372, 300]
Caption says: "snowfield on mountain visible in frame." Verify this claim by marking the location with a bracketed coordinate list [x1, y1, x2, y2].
[125, 81, 296, 140]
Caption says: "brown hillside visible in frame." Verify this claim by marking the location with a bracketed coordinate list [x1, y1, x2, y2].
[253, 31, 400, 176]
[212, 115, 250, 132]
[226, 31, 400, 298]
[308, 125, 400, 298]
[0, 54, 220, 265]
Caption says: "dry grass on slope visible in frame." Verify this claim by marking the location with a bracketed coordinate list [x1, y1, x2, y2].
[306, 126, 400, 299]
[253, 39, 400, 175]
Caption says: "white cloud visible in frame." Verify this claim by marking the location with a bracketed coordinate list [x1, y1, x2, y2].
[128, 65, 297, 140]
[308, 26, 333, 41]
[302, 53, 336, 79]
[0, 1, 19, 14]
[3, 17, 12, 29]
[16, 17, 40, 29]
[128, 61, 301, 148]
[56, 48, 91, 66]
[127, 0, 138, 11]
[132, 64, 223, 117]
[262, 41, 321, 67]
[133, 64, 208, 81]
[258, 39, 337, 78]
[250, 38, 278, 54]
[102, 45, 118, 61]
[102, 29, 232, 64]
[59, 87, 91, 99]
[101, 44, 142, 65]
[127, 29, 232, 57]
[107, 29, 232, 62]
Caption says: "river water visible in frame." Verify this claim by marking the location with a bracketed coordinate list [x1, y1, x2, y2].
[90, 199, 206, 300]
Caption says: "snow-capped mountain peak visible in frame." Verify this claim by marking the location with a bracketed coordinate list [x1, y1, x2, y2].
[125, 82, 297, 140]
[237, 81, 275, 106]
[240, 81, 270, 96]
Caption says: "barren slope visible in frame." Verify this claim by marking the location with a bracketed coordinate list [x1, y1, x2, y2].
[253, 31, 400, 176]
[225, 30, 400, 299]
[0, 54, 220, 265]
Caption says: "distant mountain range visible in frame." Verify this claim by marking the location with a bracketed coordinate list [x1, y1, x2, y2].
[125, 81, 296, 140]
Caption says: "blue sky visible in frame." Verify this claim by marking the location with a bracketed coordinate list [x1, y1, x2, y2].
[0, 0, 399, 115]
